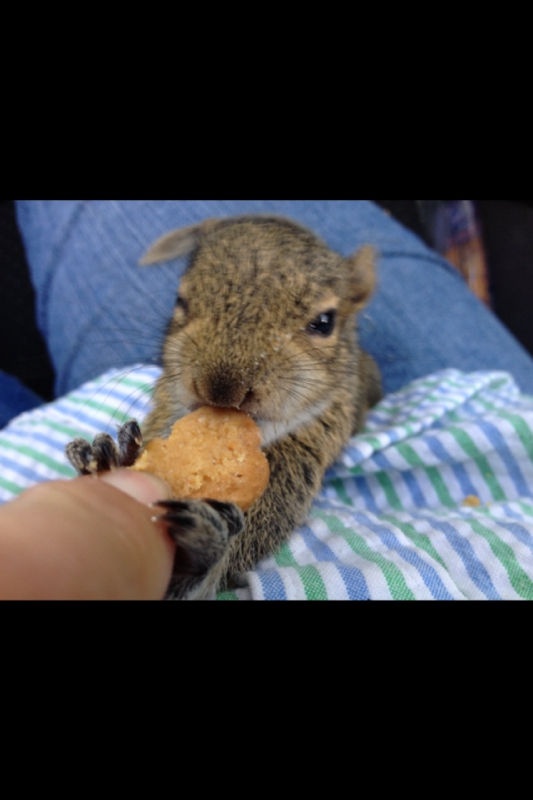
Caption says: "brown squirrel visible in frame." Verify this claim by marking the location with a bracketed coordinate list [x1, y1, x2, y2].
[66, 216, 381, 599]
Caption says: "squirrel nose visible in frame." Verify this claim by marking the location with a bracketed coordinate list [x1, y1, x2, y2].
[193, 371, 253, 409]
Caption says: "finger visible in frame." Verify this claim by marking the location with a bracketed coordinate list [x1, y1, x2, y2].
[0, 474, 176, 600]
[100, 469, 172, 504]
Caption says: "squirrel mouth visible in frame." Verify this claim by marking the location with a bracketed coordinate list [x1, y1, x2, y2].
[185, 400, 278, 445]
[188, 400, 262, 423]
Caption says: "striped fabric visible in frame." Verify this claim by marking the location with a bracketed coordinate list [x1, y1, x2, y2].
[2, 365, 533, 600]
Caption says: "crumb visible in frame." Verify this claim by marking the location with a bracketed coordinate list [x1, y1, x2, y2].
[462, 495, 481, 507]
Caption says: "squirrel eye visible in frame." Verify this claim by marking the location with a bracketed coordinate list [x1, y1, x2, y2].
[307, 310, 336, 336]
[176, 295, 188, 312]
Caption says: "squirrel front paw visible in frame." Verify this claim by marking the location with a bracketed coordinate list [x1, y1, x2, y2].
[65, 420, 143, 474]
[154, 498, 245, 600]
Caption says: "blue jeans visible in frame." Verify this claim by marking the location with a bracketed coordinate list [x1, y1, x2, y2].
[0, 369, 44, 429]
[5, 200, 533, 423]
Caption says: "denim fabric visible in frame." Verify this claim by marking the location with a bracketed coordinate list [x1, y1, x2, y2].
[0, 369, 44, 428]
[15, 200, 533, 398]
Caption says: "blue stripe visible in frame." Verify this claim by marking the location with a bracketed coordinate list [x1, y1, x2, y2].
[257, 569, 287, 600]
[424, 435, 479, 498]
[5, 427, 71, 456]
[475, 419, 533, 499]
[499, 503, 525, 521]
[72, 390, 151, 421]
[0, 488, 20, 504]
[75, 384, 152, 414]
[347, 475, 381, 514]
[368, 427, 407, 448]
[76, 382, 143, 400]
[349, 512, 456, 600]
[408, 511, 501, 599]
[321, 474, 381, 515]
[399, 470, 428, 509]
[482, 518, 533, 558]
[0, 452, 66, 485]
[52, 402, 121, 435]
[80, 366, 158, 386]
[371, 450, 431, 509]
[334, 564, 371, 600]
[300, 524, 370, 600]
[81, 365, 159, 387]
[343, 443, 375, 466]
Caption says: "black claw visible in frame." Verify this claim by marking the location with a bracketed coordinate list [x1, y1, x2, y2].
[118, 419, 142, 467]
[65, 438, 97, 475]
[154, 498, 245, 539]
[152, 497, 243, 584]
[157, 511, 199, 536]
[92, 433, 120, 471]
[203, 498, 245, 538]
[154, 500, 195, 512]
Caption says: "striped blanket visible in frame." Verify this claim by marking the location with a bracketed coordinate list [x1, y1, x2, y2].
[2, 365, 533, 600]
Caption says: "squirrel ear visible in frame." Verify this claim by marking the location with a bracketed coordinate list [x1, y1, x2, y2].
[139, 214, 323, 266]
[345, 245, 377, 311]
[139, 218, 223, 265]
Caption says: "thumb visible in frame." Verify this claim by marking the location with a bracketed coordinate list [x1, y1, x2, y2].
[0, 469, 175, 600]
[99, 469, 172, 504]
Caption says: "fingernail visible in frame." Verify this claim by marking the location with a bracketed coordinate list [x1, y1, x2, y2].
[100, 469, 172, 505]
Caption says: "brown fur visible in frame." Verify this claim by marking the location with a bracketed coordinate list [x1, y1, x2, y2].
[139, 215, 381, 598]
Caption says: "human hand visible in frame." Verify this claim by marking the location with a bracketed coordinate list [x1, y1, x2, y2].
[0, 470, 176, 600]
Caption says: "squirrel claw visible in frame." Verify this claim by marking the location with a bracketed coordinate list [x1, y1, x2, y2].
[65, 419, 142, 475]
[154, 498, 244, 597]
[155, 498, 244, 538]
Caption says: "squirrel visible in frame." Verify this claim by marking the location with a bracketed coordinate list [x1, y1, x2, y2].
[66, 215, 382, 599]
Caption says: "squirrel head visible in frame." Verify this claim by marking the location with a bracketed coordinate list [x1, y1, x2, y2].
[140, 216, 376, 445]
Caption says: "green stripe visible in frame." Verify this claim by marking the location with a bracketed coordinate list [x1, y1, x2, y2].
[118, 375, 153, 389]
[432, 467, 461, 508]
[477, 398, 533, 463]
[396, 443, 455, 507]
[314, 511, 415, 600]
[66, 395, 130, 423]
[0, 438, 73, 476]
[0, 475, 24, 495]
[374, 404, 434, 424]
[331, 478, 353, 506]
[463, 518, 533, 599]
[274, 542, 328, 599]
[447, 411, 462, 423]
[352, 425, 416, 467]
[216, 590, 239, 601]
[465, 504, 492, 518]
[349, 465, 366, 476]
[377, 386, 461, 419]
[490, 376, 509, 391]
[356, 435, 383, 451]
[376, 380, 445, 416]
[375, 471, 403, 510]
[26, 418, 85, 439]
[381, 514, 447, 569]
[446, 427, 506, 502]
[298, 565, 329, 600]
[275, 541, 298, 568]
[517, 501, 533, 517]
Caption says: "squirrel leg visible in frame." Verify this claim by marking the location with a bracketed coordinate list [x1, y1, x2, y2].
[350, 351, 382, 436]
[221, 431, 329, 586]
[362, 351, 382, 410]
